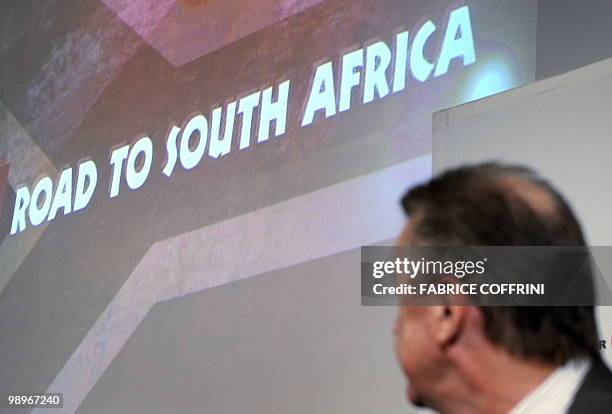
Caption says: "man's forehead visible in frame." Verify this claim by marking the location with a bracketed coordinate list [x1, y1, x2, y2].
[397, 210, 425, 246]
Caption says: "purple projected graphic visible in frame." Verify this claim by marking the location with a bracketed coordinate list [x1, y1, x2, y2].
[101, 0, 327, 66]
[9, 5, 481, 236]
[0, 1, 536, 413]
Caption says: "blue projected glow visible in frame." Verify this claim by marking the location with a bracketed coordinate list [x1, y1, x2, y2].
[464, 57, 519, 102]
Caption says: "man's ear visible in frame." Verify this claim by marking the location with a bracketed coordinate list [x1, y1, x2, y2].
[433, 305, 468, 349]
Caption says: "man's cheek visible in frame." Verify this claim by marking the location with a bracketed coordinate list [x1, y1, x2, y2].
[397, 333, 416, 375]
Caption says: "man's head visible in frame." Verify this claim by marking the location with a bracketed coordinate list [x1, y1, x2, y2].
[394, 163, 599, 410]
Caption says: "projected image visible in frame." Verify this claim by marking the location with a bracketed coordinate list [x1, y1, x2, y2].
[0, 1, 536, 412]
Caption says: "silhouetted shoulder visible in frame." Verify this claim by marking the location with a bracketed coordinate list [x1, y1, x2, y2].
[568, 358, 612, 414]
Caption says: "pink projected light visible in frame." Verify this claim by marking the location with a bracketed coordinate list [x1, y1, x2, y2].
[101, 0, 326, 66]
